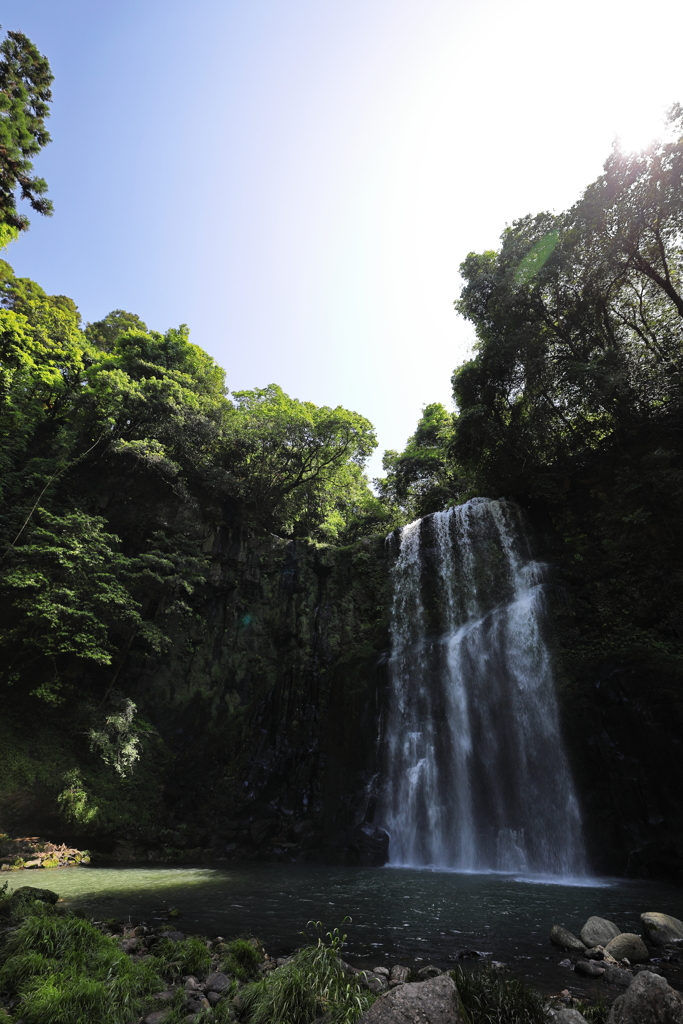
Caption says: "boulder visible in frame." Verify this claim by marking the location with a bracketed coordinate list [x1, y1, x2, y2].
[605, 933, 649, 964]
[603, 966, 633, 988]
[551, 1011, 589, 1024]
[417, 965, 443, 979]
[550, 925, 586, 952]
[641, 913, 683, 947]
[184, 994, 210, 1013]
[358, 973, 465, 1024]
[144, 1012, 170, 1024]
[575, 959, 605, 978]
[390, 965, 411, 985]
[580, 916, 621, 948]
[352, 823, 390, 867]
[160, 930, 185, 942]
[205, 971, 231, 993]
[608, 970, 683, 1023]
[585, 945, 618, 965]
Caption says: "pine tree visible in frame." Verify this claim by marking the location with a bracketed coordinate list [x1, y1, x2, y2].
[0, 30, 53, 238]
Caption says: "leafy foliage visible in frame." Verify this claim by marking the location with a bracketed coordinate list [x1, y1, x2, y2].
[0, 257, 382, 734]
[375, 402, 465, 524]
[452, 105, 683, 496]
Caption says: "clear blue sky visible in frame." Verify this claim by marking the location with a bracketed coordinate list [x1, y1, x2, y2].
[3, 0, 682, 476]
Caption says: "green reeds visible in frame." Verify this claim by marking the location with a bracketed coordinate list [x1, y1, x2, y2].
[239, 927, 374, 1024]
[450, 964, 546, 1024]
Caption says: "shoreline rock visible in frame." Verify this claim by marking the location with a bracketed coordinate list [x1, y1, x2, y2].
[0, 834, 90, 870]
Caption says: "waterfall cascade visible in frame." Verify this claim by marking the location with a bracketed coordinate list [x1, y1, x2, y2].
[378, 498, 586, 875]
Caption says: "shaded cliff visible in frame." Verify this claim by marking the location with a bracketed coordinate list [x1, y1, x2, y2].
[0, 523, 392, 865]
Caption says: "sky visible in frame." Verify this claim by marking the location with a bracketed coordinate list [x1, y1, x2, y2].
[3, 0, 683, 477]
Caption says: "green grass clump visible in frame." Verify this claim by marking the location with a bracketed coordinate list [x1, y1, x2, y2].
[220, 937, 263, 981]
[0, 912, 162, 1024]
[575, 998, 609, 1024]
[239, 929, 374, 1024]
[153, 935, 212, 979]
[451, 965, 546, 1024]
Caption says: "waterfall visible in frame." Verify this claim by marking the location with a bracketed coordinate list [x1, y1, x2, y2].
[378, 497, 586, 875]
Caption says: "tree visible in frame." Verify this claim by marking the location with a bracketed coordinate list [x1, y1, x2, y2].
[376, 403, 463, 522]
[223, 384, 378, 535]
[451, 106, 683, 495]
[0, 30, 53, 235]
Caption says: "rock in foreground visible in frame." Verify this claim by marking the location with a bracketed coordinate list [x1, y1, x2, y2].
[580, 916, 621, 948]
[550, 925, 587, 952]
[605, 933, 649, 963]
[358, 973, 465, 1024]
[608, 970, 683, 1023]
[641, 913, 683, 948]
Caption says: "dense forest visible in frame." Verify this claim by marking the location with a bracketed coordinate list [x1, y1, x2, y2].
[1, 28, 682, 875]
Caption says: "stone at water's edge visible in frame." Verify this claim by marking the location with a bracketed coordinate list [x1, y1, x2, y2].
[358, 974, 465, 1024]
[551, 1010, 589, 1024]
[352, 823, 389, 866]
[605, 933, 650, 963]
[575, 959, 605, 978]
[607, 970, 683, 1023]
[604, 966, 635, 989]
[580, 916, 622, 948]
[550, 925, 587, 952]
[641, 913, 683, 947]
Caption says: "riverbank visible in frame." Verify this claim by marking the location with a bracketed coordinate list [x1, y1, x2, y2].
[1, 863, 682, 1009]
[3, 882, 683, 1024]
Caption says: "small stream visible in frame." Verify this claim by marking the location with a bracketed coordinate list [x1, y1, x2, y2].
[3, 864, 682, 997]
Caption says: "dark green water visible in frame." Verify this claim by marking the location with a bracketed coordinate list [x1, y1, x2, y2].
[3, 864, 682, 996]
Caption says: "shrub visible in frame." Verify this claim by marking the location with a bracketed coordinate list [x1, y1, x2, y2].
[450, 964, 546, 1024]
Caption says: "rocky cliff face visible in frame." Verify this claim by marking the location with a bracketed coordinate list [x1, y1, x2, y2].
[110, 523, 393, 864]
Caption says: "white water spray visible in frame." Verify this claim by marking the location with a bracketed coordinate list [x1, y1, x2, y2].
[379, 498, 586, 875]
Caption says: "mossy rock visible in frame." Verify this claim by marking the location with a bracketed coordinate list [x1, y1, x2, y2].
[0, 884, 60, 919]
[42, 857, 60, 868]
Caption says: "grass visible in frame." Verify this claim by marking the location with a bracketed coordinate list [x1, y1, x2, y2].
[218, 937, 264, 981]
[151, 935, 213, 979]
[575, 998, 609, 1024]
[450, 965, 546, 1024]
[0, 910, 162, 1024]
[238, 927, 374, 1024]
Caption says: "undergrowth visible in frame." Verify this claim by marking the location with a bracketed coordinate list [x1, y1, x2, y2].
[152, 935, 212, 979]
[450, 965, 546, 1024]
[219, 937, 263, 981]
[0, 910, 162, 1024]
[575, 998, 609, 1024]
[239, 925, 374, 1024]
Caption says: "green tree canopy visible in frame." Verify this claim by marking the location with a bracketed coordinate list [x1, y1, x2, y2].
[376, 403, 463, 523]
[451, 104, 683, 495]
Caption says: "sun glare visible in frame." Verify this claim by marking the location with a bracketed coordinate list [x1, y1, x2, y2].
[614, 109, 665, 153]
